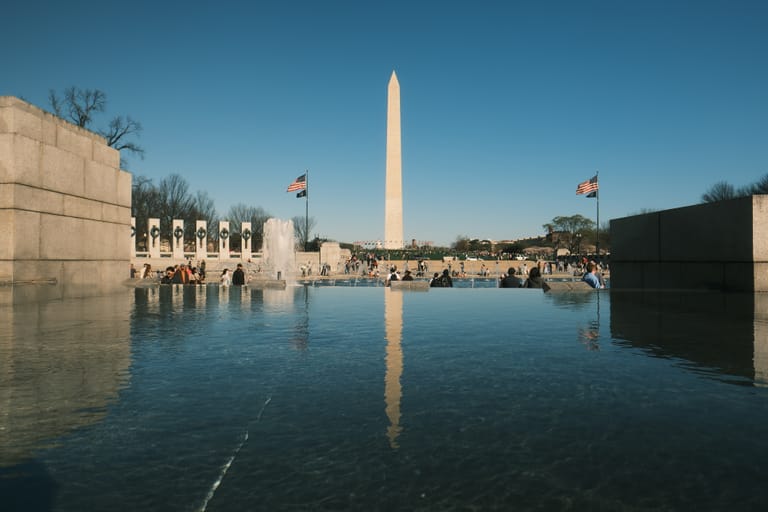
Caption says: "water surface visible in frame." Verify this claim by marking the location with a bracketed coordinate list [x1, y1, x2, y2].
[2, 286, 767, 511]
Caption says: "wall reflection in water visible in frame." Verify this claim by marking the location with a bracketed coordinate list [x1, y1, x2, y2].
[132, 284, 306, 348]
[384, 288, 404, 449]
[610, 291, 768, 385]
[0, 293, 133, 467]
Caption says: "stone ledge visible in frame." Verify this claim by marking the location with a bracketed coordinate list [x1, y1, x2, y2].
[543, 281, 596, 293]
[390, 281, 430, 291]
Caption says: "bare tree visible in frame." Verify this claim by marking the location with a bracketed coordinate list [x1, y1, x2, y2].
[227, 204, 271, 251]
[48, 86, 144, 167]
[746, 173, 768, 195]
[99, 116, 145, 158]
[292, 216, 317, 251]
[157, 174, 196, 237]
[192, 191, 219, 236]
[132, 176, 162, 250]
[701, 181, 737, 203]
[49, 87, 106, 127]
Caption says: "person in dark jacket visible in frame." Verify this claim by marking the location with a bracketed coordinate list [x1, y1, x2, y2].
[500, 267, 522, 288]
[171, 264, 189, 284]
[523, 267, 544, 288]
[232, 263, 246, 285]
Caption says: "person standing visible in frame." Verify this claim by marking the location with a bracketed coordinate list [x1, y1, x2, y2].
[232, 263, 246, 285]
[220, 268, 232, 286]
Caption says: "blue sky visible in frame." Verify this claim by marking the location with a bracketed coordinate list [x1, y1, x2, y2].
[4, 0, 767, 246]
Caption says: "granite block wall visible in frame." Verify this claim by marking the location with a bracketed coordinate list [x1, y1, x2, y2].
[0, 96, 131, 299]
[610, 195, 768, 291]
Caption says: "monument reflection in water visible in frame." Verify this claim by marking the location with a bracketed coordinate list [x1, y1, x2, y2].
[2, 286, 768, 511]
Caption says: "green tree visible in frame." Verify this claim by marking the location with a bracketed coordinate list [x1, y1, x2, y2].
[545, 215, 595, 255]
[452, 235, 470, 252]
[499, 242, 523, 256]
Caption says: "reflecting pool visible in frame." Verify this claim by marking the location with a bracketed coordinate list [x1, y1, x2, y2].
[2, 286, 768, 511]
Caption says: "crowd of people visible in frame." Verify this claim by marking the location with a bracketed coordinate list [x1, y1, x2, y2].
[132, 260, 247, 286]
[132, 256, 606, 289]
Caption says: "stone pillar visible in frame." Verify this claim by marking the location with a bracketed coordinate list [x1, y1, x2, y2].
[241, 222, 252, 261]
[218, 221, 230, 261]
[320, 242, 342, 275]
[131, 217, 136, 259]
[172, 220, 184, 260]
[148, 218, 161, 259]
[755, 294, 768, 387]
[195, 220, 207, 261]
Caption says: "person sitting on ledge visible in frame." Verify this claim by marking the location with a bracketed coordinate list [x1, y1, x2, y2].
[386, 266, 399, 286]
[160, 267, 174, 284]
[523, 267, 544, 288]
[437, 269, 453, 288]
[401, 270, 414, 281]
[171, 264, 189, 284]
[582, 261, 604, 289]
[500, 268, 522, 288]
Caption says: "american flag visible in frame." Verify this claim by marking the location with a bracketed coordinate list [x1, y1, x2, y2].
[576, 175, 598, 195]
[286, 174, 307, 192]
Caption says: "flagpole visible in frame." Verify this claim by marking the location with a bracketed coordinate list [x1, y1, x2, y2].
[304, 169, 309, 252]
[595, 170, 600, 259]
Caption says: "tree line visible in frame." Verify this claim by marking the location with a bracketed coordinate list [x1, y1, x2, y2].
[132, 173, 317, 252]
[451, 214, 610, 259]
[701, 173, 768, 203]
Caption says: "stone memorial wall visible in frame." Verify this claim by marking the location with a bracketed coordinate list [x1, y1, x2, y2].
[610, 195, 768, 292]
[0, 96, 131, 297]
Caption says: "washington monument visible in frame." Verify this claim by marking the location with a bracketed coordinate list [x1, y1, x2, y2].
[384, 71, 403, 249]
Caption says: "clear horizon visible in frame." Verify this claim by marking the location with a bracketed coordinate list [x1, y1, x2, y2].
[4, 0, 767, 247]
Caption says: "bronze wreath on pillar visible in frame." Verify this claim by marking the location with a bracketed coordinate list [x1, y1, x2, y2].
[150, 226, 160, 248]
[174, 226, 184, 249]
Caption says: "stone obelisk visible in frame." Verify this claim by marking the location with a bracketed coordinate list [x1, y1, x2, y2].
[384, 71, 403, 249]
